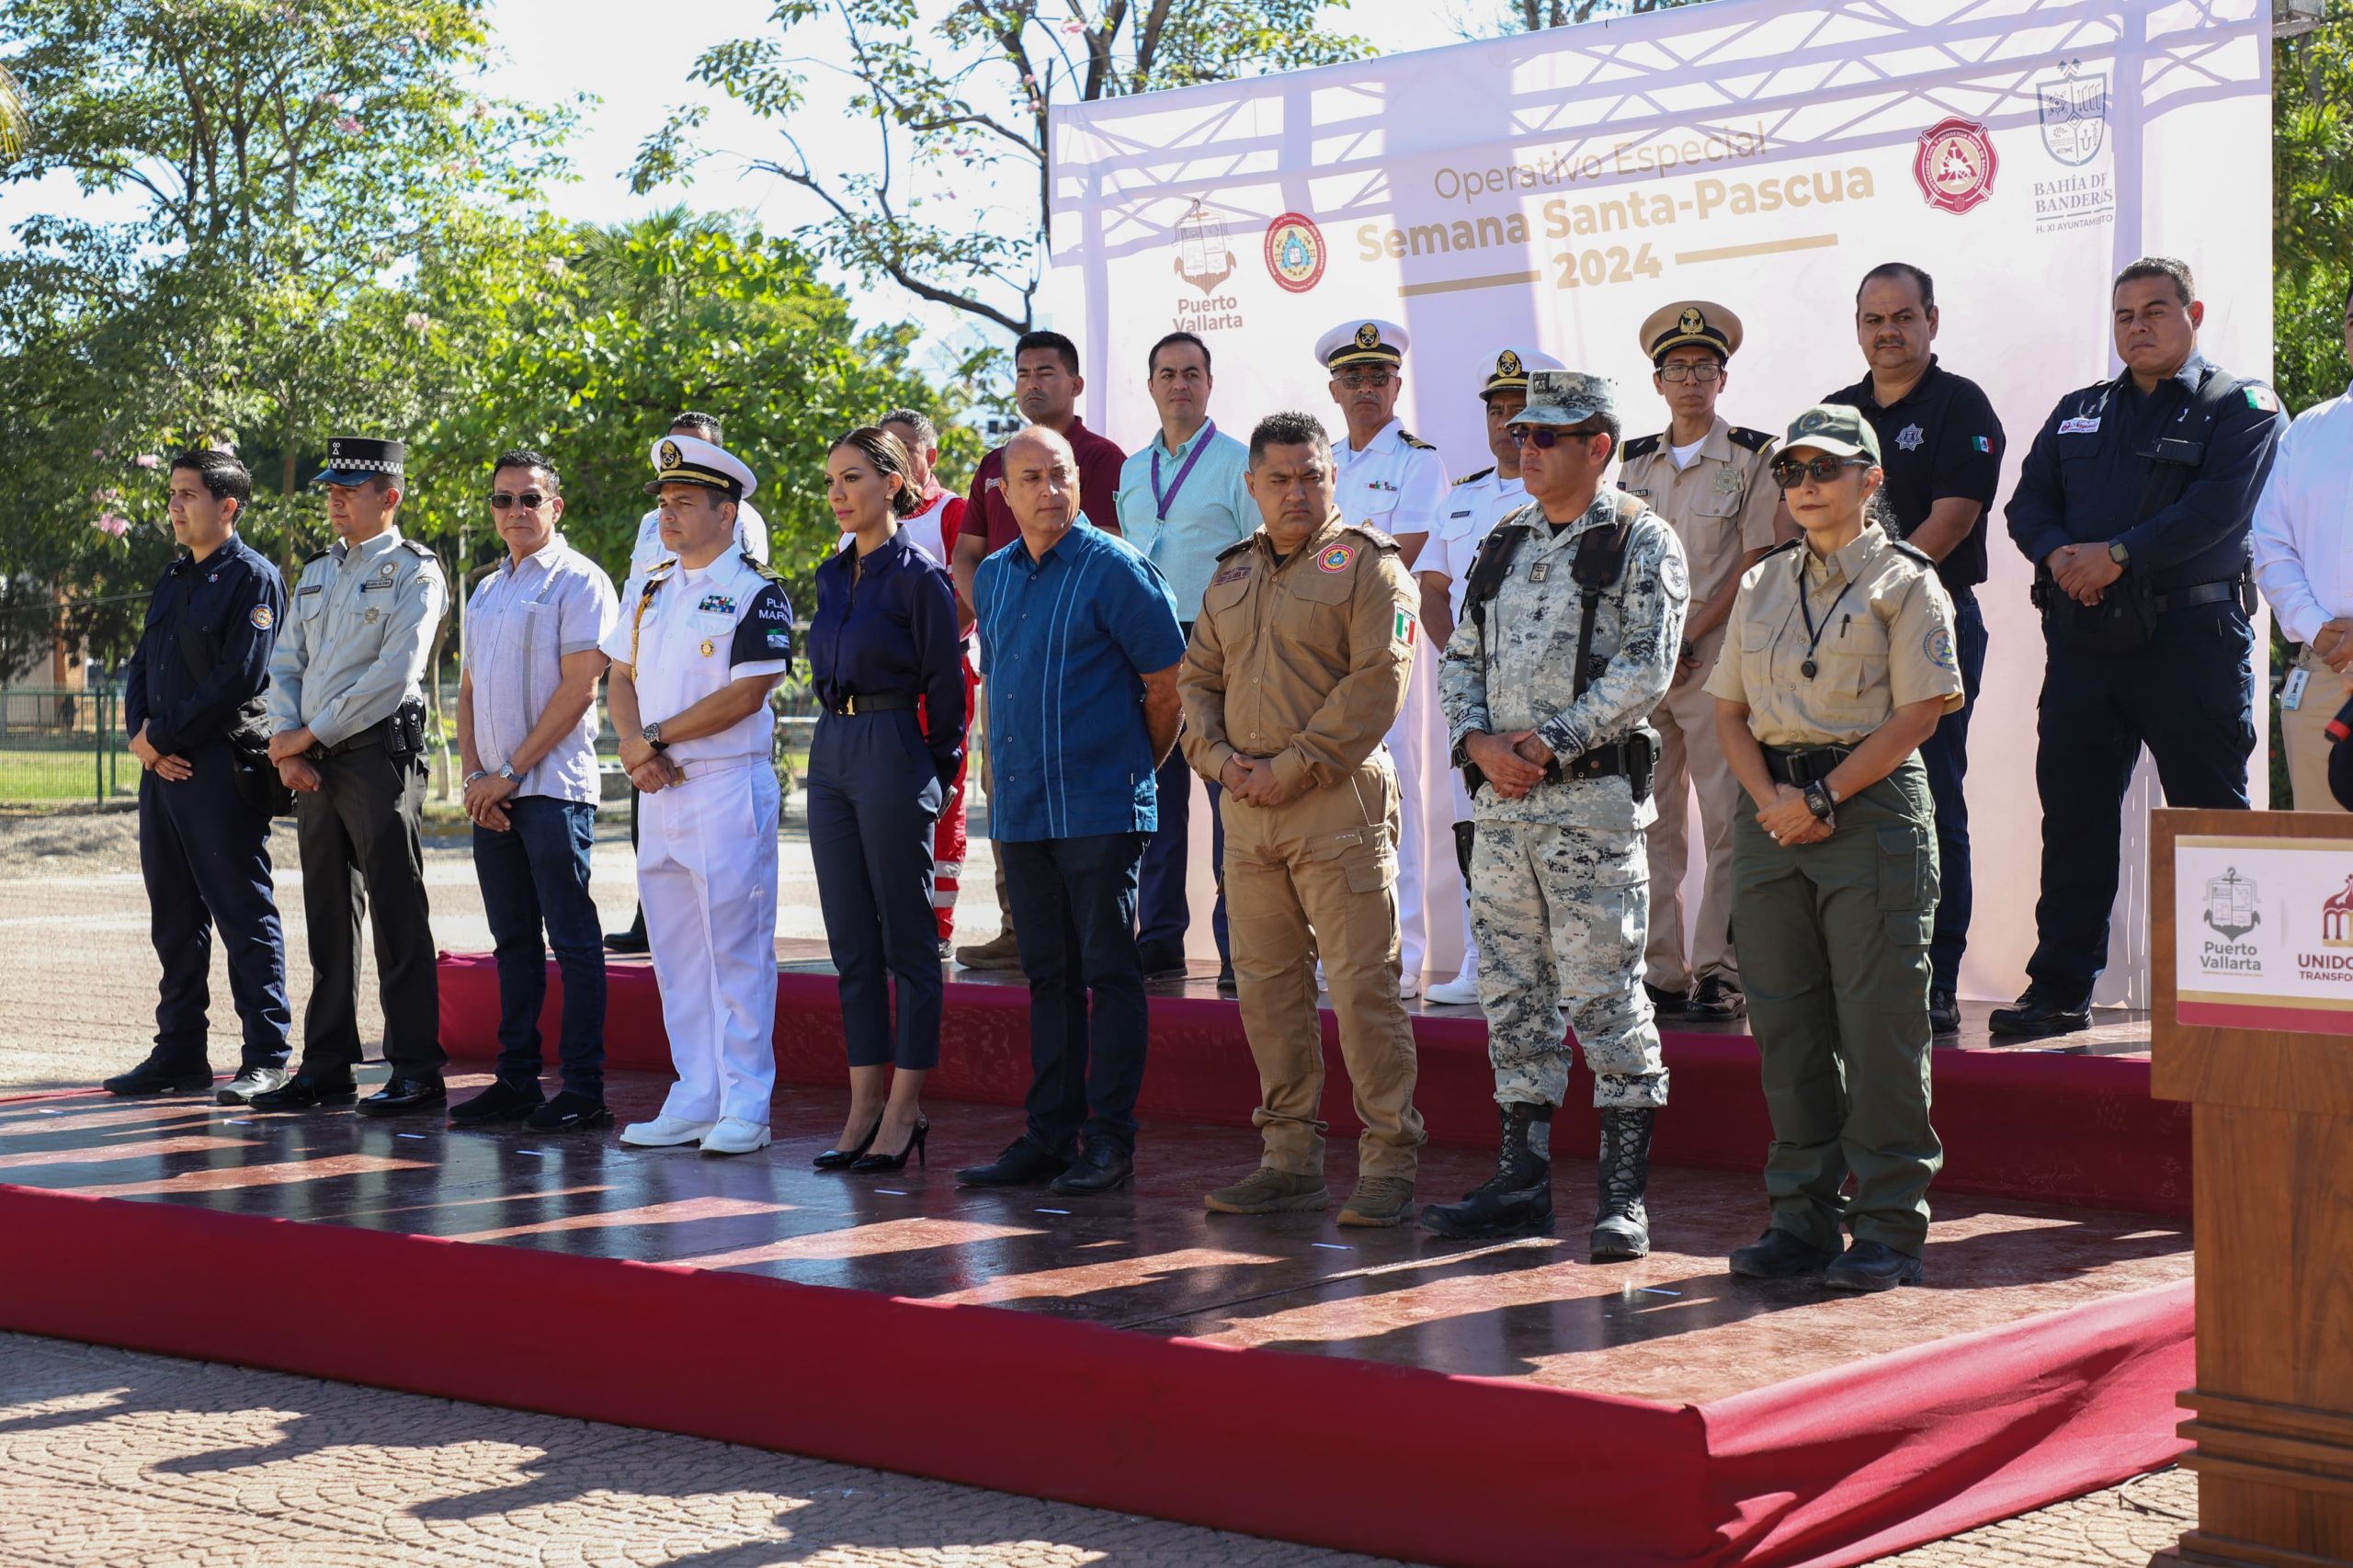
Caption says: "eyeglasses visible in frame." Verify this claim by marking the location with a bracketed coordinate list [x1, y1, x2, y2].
[1335, 369, 1395, 390]
[1510, 426, 1604, 449]
[489, 491, 550, 511]
[1658, 363, 1723, 383]
[1769, 455, 1871, 489]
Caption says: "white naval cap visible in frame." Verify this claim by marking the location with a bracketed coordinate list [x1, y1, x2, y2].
[1314, 318, 1410, 370]
[1479, 346, 1565, 399]
[644, 432, 758, 502]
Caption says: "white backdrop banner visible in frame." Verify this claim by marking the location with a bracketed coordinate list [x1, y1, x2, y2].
[1046, 0, 2272, 1005]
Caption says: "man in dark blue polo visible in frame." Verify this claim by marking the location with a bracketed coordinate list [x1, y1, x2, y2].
[1998, 256, 2287, 1038]
[104, 449, 295, 1104]
[955, 424, 1186, 1196]
[1823, 263, 2006, 1035]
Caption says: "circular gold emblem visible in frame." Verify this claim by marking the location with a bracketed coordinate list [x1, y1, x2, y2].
[1355, 322, 1381, 349]
[698, 638, 714, 657]
[659, 439, 683, 471]
[1679, 306, 1705, 335]
[1497, 349, 1523, 378]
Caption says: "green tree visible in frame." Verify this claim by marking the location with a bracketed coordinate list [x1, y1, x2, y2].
[631, 0, 1371, 337]
[2274, 0, 2353, 414]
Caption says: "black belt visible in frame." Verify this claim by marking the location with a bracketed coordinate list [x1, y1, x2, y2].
[822, 691, 916, 717]
[1763, 744, 1852, 788]
[313, 723, 385, 757]
[1554, 739, 1636, 783]
[2152, 580, 2240, 614]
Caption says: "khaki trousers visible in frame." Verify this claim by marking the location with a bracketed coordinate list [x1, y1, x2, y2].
[2283, 642, 2350, 813]
[1222, 755, 1425, 1180]
[1644, 665, 1741, 990]
[973, 682, 1017, 922]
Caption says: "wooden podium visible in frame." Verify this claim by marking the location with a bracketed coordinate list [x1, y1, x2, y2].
[2152, 808, 2353, 1568]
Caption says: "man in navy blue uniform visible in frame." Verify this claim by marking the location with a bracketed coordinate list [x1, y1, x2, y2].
[1997, 256, 2288, 1038]
[104, 449, 295, 1103]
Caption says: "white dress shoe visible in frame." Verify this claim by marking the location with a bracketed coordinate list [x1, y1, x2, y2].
[1424, 973, 1483, 1006]
[620, 1115, 718, 1147]
[1398, 973, 1422, 999]
[699, 1117, 773, 1156]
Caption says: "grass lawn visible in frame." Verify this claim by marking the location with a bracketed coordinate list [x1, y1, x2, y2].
[0, 747, 135, 805]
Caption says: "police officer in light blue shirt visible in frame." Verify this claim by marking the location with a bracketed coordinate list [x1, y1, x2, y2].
[1115, 330, 1255, 991]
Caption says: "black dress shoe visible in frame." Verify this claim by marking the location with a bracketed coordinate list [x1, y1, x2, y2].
[1685, 973, 1746, 1022]
[357, 1076, 448, 1117]
[1050, 1140, 1133, 1195]
[1928, 989, 1961, 1036]
[1986, 988, 2090, 1038]
[248, 1069, 359, 1111]
[526, 1090, 612, 1131]
[603, 922, 650, 955]
[1643, 982, 1688, 1020]
[101, 1057, 213, 1096]
[1137, 939, 1188, 983]
[1215, 963, 1238, 998]
[1823, 1238, 1924, 1292]
[449, 1080, 543, 1127]
[955, 1136, 1072, 1188]
[1728, 1227, 1838, 1279]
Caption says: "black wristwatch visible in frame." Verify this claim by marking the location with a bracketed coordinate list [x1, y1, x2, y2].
[2107, 540, 2131, 569]
[1803, 779, 1838, 822]
[1679, 637, 1698, 665]
[641, 722, 667, 752]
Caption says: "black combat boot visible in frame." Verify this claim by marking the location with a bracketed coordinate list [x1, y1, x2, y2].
[1590, 1107, 1654, 1261]
[1420, 1103, 1554, 1239]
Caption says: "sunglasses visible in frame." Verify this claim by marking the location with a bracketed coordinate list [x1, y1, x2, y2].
[489, 491, 551, 511]
[1510, 426, 1604, 449]
[1771, 455, 1871, 488]
[1658, 362, 1723, 383]
[1335, 369, 1396, 390]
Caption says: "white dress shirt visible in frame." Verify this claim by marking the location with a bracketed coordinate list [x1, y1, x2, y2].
[2251, 383, 2353, 646]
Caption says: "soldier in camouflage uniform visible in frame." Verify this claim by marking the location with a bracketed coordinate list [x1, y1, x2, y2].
[1429, 370, 1688, 1256]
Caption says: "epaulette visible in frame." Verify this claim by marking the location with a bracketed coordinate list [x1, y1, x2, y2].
[1891, 540, 1938, 569]
[1761, 538, 1804, 561]
[1450, 466, 1495, 487]
[1343, 523, 1402, 553]
[741, 551, 787, 583]
[396, 538, 438, 563]
[1727, 426, 1773, 452]
[1620, 434, 1663, 460]
[1213, 536, 1255, 562]
[304, 546, 334, 563]
[1400, 431, 1438, 451]
[642, 557, 678, 582]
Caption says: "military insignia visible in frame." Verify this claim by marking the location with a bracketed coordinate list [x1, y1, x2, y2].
[1392, 609, 1417, 647]
[1678, 305, 1704, 335]
[207, 572, 219, 582]
[377, 561, 396, 581]
[1795, 409, 1832, 436]
[1497, 349, 1523, 378]
[1713, 466, 1743, 494]
[1317, 543, 1354, 573]
[2201, 868, 2259, 941]
[365, 607, 381, 625]
[2245, 385, 2279, 413]
[1659, 550, 1688, 597]
[695, 592, 737, 614]
[1926, 625, 1955, 670]
[249, 605, 274, 631]
[1355, 322, 1381, 349]
[699, 638, 715, 657]
[1528, 562, 1552, 584]
[659, 438, 683, 470]
[1896, 424, 1926, 451]
[1972, 435, 1993, 452]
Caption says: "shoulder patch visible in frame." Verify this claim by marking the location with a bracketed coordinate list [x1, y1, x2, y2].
[1343, 523, 1401, 553]
[2244, 383, 2280, 414]
[1213, 536, 1256, 562]
[1890, 540, 1938, 569]
[1450, 465, 1495, 487]
[1620, 434, 1663, 460]
[1727, 426, 1773, 452]
[1399, 431, 1437, 450]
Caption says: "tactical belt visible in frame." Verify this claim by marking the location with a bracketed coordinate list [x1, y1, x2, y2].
[1763, 744, 1853, 788]
[822, 691, 916, 717]
[2151, 578, 2246, 615]
[1558, 738, 1641, 783]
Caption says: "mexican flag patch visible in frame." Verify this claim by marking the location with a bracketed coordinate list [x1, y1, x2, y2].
[1393, 609, 1417, 647]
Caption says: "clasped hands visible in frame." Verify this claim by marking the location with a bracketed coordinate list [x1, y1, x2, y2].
[1756, 783, 1832, 847]
[463, 769, 520, 831]
[618, 735, 684, 796]
[128, 722, 193, 782]
[1218, 753, 1293, 808]
[2313, 618, 2353, 683]
[265, 725, 323, 793]
[1462, 731, 1557, 801]
[2044, 543, 2123, 607]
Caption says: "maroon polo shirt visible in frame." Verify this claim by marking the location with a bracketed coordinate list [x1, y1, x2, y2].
[960, 416, 1128, 552]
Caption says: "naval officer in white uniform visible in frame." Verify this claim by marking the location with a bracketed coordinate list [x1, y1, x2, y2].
[603, 433, 796, 1155]
[1320, 319, 1449, 996]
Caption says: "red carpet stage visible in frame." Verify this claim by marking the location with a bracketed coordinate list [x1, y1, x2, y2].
[4, 977, 2193, 1568]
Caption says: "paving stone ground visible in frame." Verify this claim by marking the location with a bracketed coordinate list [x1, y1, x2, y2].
[0, 806, 2199, 1566]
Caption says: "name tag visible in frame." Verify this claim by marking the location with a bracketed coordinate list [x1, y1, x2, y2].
[2059, 416, 2101, 435]
[298, 584, 323, 597]
[359, 580, 394, 593]
[2283, 667, 2310, 711]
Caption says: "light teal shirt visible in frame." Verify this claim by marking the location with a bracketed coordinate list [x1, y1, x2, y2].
[1113, 421, 1254, 622]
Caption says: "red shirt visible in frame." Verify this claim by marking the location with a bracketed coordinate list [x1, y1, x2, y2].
[960, 416, 1128, 553]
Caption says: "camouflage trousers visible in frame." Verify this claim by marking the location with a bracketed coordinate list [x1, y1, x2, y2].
[1470, 821, 1667, 1110]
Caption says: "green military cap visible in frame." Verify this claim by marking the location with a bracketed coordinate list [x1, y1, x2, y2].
[1782, 403, 1882, 463]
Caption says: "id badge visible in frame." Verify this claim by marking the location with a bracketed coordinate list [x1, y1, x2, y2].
[2281, 666, 2309, 711]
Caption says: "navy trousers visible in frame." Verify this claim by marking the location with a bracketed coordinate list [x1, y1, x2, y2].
[139, 741, 291, 1071]
[1136, 743, 1228, 960]
[808, 710, 946, 1071]
[473, 796, 607, 1096]
[1918, 592, 1986, 994]
[1001, 831, 1150, 1155]
[2028, 601, 2255, 1003]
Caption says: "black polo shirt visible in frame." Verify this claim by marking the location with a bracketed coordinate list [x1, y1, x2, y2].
[1822, 356, 2006, 593]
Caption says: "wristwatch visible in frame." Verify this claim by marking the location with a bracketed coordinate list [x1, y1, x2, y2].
[2107, 540, 2131, 568]
[1803, 779, 1838, 823]
[1679, 637, 1698, 665]
[642, 722, 666, 751]
[496, 763, 517, 781]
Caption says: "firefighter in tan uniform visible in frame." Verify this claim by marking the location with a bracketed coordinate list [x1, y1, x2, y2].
[1617, 301, 1785, 1024]
[1180, 411, 1428, 1228]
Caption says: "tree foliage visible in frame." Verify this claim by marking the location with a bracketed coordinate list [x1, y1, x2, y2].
[633, 0, 1372, 337]
[2273, 0, 2353, 413]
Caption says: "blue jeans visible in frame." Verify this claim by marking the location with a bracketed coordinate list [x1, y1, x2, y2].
[1918, 592, 1986, 994]
[473, 797, 607, 1096]
[1001, 832, 1150, 1155]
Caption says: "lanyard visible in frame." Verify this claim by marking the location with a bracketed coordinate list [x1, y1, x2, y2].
[1795, 551, 1859, 680]
[1151, 421, 1215, 522]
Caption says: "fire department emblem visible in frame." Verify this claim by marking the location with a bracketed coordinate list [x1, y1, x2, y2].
[1914, 117, 1998, 215]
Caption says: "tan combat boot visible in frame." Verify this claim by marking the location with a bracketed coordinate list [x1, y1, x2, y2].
[1339, 1175, 1417, 1227]
[1204, 1165, 1330, 1214]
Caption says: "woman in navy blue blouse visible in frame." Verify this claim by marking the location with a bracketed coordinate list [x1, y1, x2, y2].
[806, 428, 967, 1172]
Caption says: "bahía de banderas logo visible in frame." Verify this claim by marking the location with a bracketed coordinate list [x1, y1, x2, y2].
[1265, 211, 1325, 293]
[2323, 871, 2353, 949]
[2036, 61, 2108, 166]
[1174, 199, 1234, 295]
[2203, 867, 2260, 941]
[1915, 117, 1998, 214]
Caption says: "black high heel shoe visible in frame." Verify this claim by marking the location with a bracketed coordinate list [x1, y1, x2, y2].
[851, 1118, 928, 1174]
[813, 1117, 881, 1170]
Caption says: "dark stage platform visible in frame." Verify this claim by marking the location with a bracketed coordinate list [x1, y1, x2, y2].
[3, 1062, 2191, 1568]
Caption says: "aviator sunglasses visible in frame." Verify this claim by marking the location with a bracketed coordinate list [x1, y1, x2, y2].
[1770, 455, 1871, 489]
[1510, 426, 1606, 449]
[488, 490, 551, 511]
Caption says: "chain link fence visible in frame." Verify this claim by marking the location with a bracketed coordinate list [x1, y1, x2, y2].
[0, 687, 135, 807]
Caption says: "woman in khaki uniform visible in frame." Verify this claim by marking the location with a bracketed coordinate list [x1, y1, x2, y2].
[1704, 404, 1963, 1293]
